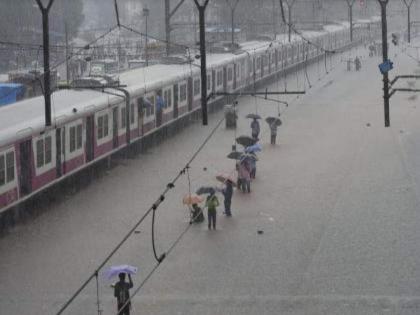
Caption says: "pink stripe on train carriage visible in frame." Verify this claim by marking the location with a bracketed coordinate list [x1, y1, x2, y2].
[0, 187, 18, 208]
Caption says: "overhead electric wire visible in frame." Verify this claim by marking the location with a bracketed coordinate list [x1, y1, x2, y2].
[55, 113, 225, 315]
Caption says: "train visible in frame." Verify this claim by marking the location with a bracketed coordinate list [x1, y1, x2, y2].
[0, 18, 380, 216]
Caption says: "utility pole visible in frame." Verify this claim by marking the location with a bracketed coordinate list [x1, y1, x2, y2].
[377, 0, 390, 127]
[164, 0, 186, 56]
[65, 21, 70, 84]
[278, 0, 295, 42]
[344, 0, 356, 42]
[224, 0, 240, 49]
[193, 0, 210, 126]
[35, 0, 55, 127]
[402, 0, 415, 43]
[143, 7, 149, 66]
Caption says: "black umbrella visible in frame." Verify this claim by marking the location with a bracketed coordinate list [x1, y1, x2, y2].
[266, 117, 282, 126]
[196, 186, 216, 195]
[236, 135, 257, 147]
[246, 113, 262, 119]
[227, 151, 244, 160]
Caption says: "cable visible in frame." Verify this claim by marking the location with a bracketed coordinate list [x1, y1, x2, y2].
[55, 113, 225, 315]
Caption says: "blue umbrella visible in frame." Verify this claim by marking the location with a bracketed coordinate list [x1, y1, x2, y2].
[245, 143, 262, 153]
[103, 265, 138, 280]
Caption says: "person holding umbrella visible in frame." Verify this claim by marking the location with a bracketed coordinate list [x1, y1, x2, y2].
[266, 117, 281, 145]
[114, 273, 134, 315]
[251, 118, 260, 140]
[205, 191, 219, 230]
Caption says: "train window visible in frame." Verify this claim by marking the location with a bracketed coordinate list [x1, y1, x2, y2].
[216, 71, 223, 87]
[70, 127, 76, 152]
[207, 75, 211, 91]
[45, 137, 52, 164]
[0, 155, 4, 186]
[194, 78, 201, 96]
[69, 124, 83, 153]
[36, 139, 44, 168]
[76, 125, 82, 149]
[227, 68, 233, 82]
[6, 152, 14, 183]
[179, 84, 187, 102]
[164, 89, 172, 108]
[98, 114, 109, 139]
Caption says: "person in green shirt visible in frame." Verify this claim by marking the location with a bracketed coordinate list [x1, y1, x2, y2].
[205, 192, 219, 230]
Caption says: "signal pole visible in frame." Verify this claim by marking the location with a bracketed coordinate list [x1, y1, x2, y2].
[377, 0, 390, 127]
[35, 0, 55, 127]
[193, 0, 210, 125]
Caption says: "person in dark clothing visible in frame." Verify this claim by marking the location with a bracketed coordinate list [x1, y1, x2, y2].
[222, 180, 234, 216]
[251, 118, 260, 140]
[191, 203, 204, 223]
[114, 273, 134, 315]
[270, 121, 278, 145]
[205, 192, 219, 230]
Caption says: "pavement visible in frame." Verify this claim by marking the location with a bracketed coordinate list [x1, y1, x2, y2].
[2, 42, 420, 315]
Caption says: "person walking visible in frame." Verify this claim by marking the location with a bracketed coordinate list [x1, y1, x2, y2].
[206, 192, 219, 230]
[251, 118, 260, 140]
[114, 273, 134, 315]
[269, 121, 278, 145]
[222, 180, 234, 216]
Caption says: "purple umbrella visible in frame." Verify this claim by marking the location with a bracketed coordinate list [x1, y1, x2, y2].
[103, 265, 138, 280]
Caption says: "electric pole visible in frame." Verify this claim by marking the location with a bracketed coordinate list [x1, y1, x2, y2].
[224, 0, 240, 49]
[402, 0, 415, 43]
[164, 0, 186, 56]
[35, 0, 55, 127]
[377, 0, 390, 127]
[65, 21, 70, 84]
[143, 7, 149, 66]
[345, 0, 356, 42]
[193, 0, 210, 126]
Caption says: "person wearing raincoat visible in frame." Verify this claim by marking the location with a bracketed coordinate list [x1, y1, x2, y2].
[251, 118, 260, 140]
[222, 180, 234, 216]
[270, 121, 278, 145]
[205, 192, 219, 230]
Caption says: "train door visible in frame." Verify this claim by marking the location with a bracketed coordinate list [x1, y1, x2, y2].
[86, 115, 94, 162]
[19, 140, 32, 196]
[55, 128, 63, 177]
[173, 83, 179, 118]
[187, 77, 193, 111]
[112, 107, 119, 148]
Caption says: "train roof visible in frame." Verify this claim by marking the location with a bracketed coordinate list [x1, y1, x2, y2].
[0, 89, 120, 147]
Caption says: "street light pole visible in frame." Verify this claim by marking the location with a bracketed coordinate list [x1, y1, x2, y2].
[35, 0, 55, 127]
[143, 7, 149, 66]
[193, 0, 210, 126]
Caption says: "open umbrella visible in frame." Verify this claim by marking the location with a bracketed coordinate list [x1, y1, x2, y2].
[236, 135, 257, 147]
[266, 117, 282, 126]
[183, 194, 204, 205]
[103, 265, 137, 280]
[196, 186, 216, 195]
[245, 143, 262, 153]
[216, 174, 237, 187]
[246, 113, 261, 119]
[227, 151, 244, 160]
[241, 152, 258, 162]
